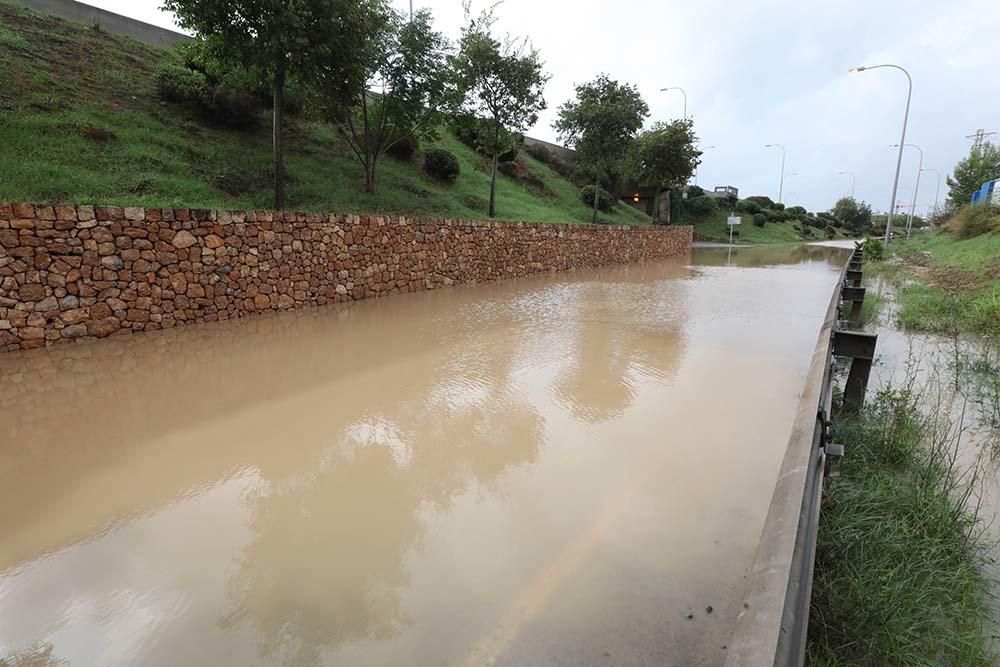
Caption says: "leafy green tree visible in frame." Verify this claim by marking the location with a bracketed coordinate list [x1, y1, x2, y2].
[162, 0, 388, 209]
[332, 9, 455, 193]
[946, 141, 1000, 208]
[831, 196, 873, 235]
[452, 1, 549, 218]
[626, 119, 701, 224]
[554, 75, 648, 223]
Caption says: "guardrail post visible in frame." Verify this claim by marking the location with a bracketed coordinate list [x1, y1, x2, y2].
[833, 330, 878, 413]
[841, 285, 867, 328]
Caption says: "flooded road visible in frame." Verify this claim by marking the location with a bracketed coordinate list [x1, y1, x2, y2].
[1, 244, 850, 667]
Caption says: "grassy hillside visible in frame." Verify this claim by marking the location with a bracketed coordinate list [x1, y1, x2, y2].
[0, 3, 650, 225]
[686, 208, 847, 244]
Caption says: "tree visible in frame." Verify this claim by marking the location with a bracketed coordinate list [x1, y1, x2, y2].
[452, 1, 549, 218]
[332, 9, 455, 193]
[626, 119, 701, 224]
[163, 0, 387, 209]
[946, 141, 1000, 208]
[554, 75, 648, 223]
[831, 196, 873, 235]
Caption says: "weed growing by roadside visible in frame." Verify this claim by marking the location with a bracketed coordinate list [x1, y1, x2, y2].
[808, 384, 996, 665]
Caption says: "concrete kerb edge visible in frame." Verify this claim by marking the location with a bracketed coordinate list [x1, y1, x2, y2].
[723, 251, 851, 666]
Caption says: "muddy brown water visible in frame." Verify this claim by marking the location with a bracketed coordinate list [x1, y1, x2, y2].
[0, 244, 850, 667]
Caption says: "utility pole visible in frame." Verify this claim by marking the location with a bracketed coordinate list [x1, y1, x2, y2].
[966, 129, 997, 150]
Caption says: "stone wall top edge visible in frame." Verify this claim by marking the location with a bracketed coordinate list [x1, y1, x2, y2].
[0, 202, 692, 234]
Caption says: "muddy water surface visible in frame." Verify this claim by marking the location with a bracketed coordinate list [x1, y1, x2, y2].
[1, 244, 849, 667]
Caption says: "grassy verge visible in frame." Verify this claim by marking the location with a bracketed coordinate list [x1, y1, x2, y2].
[869, 231, 1000, 338]
[808, 386, 995, 665]
[0, 3, 650, 225]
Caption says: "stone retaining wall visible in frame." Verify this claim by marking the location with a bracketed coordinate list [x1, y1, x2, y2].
[0, 203, 692, 352]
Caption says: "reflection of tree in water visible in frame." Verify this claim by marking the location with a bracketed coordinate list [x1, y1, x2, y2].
[221, 329, 544, 666]
[697, 244, 848, 269]
[553, 279, 687, 424]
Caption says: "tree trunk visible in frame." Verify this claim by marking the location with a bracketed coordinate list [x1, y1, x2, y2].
[362, 91, 375, 193]
[489, 151, 499, 218]
[592, 177, 600, 224]
[272, 66, 286, 210]
[653, 185, 662, 224]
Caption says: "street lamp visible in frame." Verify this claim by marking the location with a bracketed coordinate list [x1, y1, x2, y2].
[660, 87, 688, 119]
[891, 143, 922, 239]
[838, 171, 856, 198]
[764, 143, 786, 204]
[849, 64, 912, 247]
[921, 168, 942, 217]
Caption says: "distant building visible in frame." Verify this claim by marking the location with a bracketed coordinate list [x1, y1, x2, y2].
[707, 185, 739, 199]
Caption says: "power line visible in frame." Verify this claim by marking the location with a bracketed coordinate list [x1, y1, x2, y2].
[966, 129, 997, 150]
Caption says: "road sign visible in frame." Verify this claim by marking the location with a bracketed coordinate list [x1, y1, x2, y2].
[727, 216, 741, 246]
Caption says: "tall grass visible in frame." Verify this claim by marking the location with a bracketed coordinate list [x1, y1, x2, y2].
[897, 283, 1000, 338]
[946, 205, 1000, 239]
[808, 384, 996, 665]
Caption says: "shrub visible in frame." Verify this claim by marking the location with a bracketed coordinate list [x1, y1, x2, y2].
[155, 62, 208, 104]
[580, 185, 616, 212]
[686, 195, 717, 216]
[719, 193, 739, 208]
[449, 114, 476, 147]
[948, 205, 1000, 239]
[773, 202, 786, 211]
[525, 142, 552, 163]
[752, 213, 767, 227]
[687, 185, 705, 199]
[736, 199, 762, 214]
[498, 146, 518, 163]
[765, 208, 784, 222]
[787, 205, 807, 216]
[423, 148, 460, 183]
[203, 84, 262, 129]
[386, 133, 419, 160]
[862, 237, 885, 261]
[747, 195, 776, 209]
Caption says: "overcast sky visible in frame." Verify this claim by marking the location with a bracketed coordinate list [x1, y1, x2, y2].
[77, 0, 1000, 214]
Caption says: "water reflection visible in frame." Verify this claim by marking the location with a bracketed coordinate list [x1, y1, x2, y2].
[695, 243, 850, 269]
[219, 324, 546, 665]
[0, 246, 851, 666]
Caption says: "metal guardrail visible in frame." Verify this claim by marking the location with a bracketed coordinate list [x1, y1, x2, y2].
[725, 244, 877, 666]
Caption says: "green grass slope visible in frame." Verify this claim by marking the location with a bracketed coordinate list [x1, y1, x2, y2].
[0, 3, 650, 225]
[687, 208, 852, 244]
[887, 230, 1000, 337]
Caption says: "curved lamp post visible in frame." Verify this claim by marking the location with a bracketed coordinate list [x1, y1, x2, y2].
[890, 143, 922, 239]
[921, 168, 942, 217]
[838, 171, 856, 198]
[764, 144, 786, 204]
[850, 64, 912, 247]
[660, 87, 688, 119]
